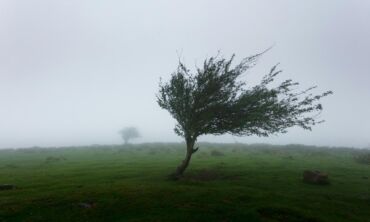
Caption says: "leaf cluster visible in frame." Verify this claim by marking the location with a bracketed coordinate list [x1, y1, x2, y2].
[157, 52, 332, 139]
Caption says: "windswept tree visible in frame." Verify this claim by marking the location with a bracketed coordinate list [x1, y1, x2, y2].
[157, 51, 332, 179]
[119, 127, 140, 144]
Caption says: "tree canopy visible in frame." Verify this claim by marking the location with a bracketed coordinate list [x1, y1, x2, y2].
[157, 51, 332, 178]
[119, 127, 140, 144]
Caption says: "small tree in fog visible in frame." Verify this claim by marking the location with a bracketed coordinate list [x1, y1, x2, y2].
[157, 51, 332, 179]
[119, 127, 140, 144]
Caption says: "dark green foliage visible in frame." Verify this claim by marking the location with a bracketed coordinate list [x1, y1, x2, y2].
[157, 51, 332, 176]
[157, 52, 332, 139]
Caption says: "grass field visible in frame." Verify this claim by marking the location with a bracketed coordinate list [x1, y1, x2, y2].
[0, 143, 369, 222]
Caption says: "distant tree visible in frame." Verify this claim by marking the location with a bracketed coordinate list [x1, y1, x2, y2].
[119, 127, 140, 144]
[157, 51, 332, 179]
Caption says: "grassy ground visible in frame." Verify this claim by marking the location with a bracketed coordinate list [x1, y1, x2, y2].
[0, 143, 369, 222]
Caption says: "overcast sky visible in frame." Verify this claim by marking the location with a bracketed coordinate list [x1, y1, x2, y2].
[0, 0, 369, 149]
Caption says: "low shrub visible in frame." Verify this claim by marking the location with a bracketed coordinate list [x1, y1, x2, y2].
[354, 152, 370, 165]
[210, 150, 225, 157]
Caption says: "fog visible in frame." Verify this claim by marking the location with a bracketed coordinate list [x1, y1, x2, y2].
[0, 0, 369, 149]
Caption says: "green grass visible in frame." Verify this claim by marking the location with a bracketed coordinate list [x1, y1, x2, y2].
[0, 143, 369, 222]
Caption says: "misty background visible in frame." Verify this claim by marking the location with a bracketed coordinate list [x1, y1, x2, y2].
[0, 0, 369, 149]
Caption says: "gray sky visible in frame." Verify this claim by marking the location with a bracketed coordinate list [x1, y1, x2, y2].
[1, 0, 369, 148]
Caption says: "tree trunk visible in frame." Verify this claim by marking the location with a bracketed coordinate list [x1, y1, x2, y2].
[169, 137, 198, 180]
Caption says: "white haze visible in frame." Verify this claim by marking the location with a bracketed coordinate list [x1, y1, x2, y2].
[0, 0, 369, 149]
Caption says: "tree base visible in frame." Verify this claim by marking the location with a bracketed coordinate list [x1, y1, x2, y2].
[167, 172, 182, 181]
